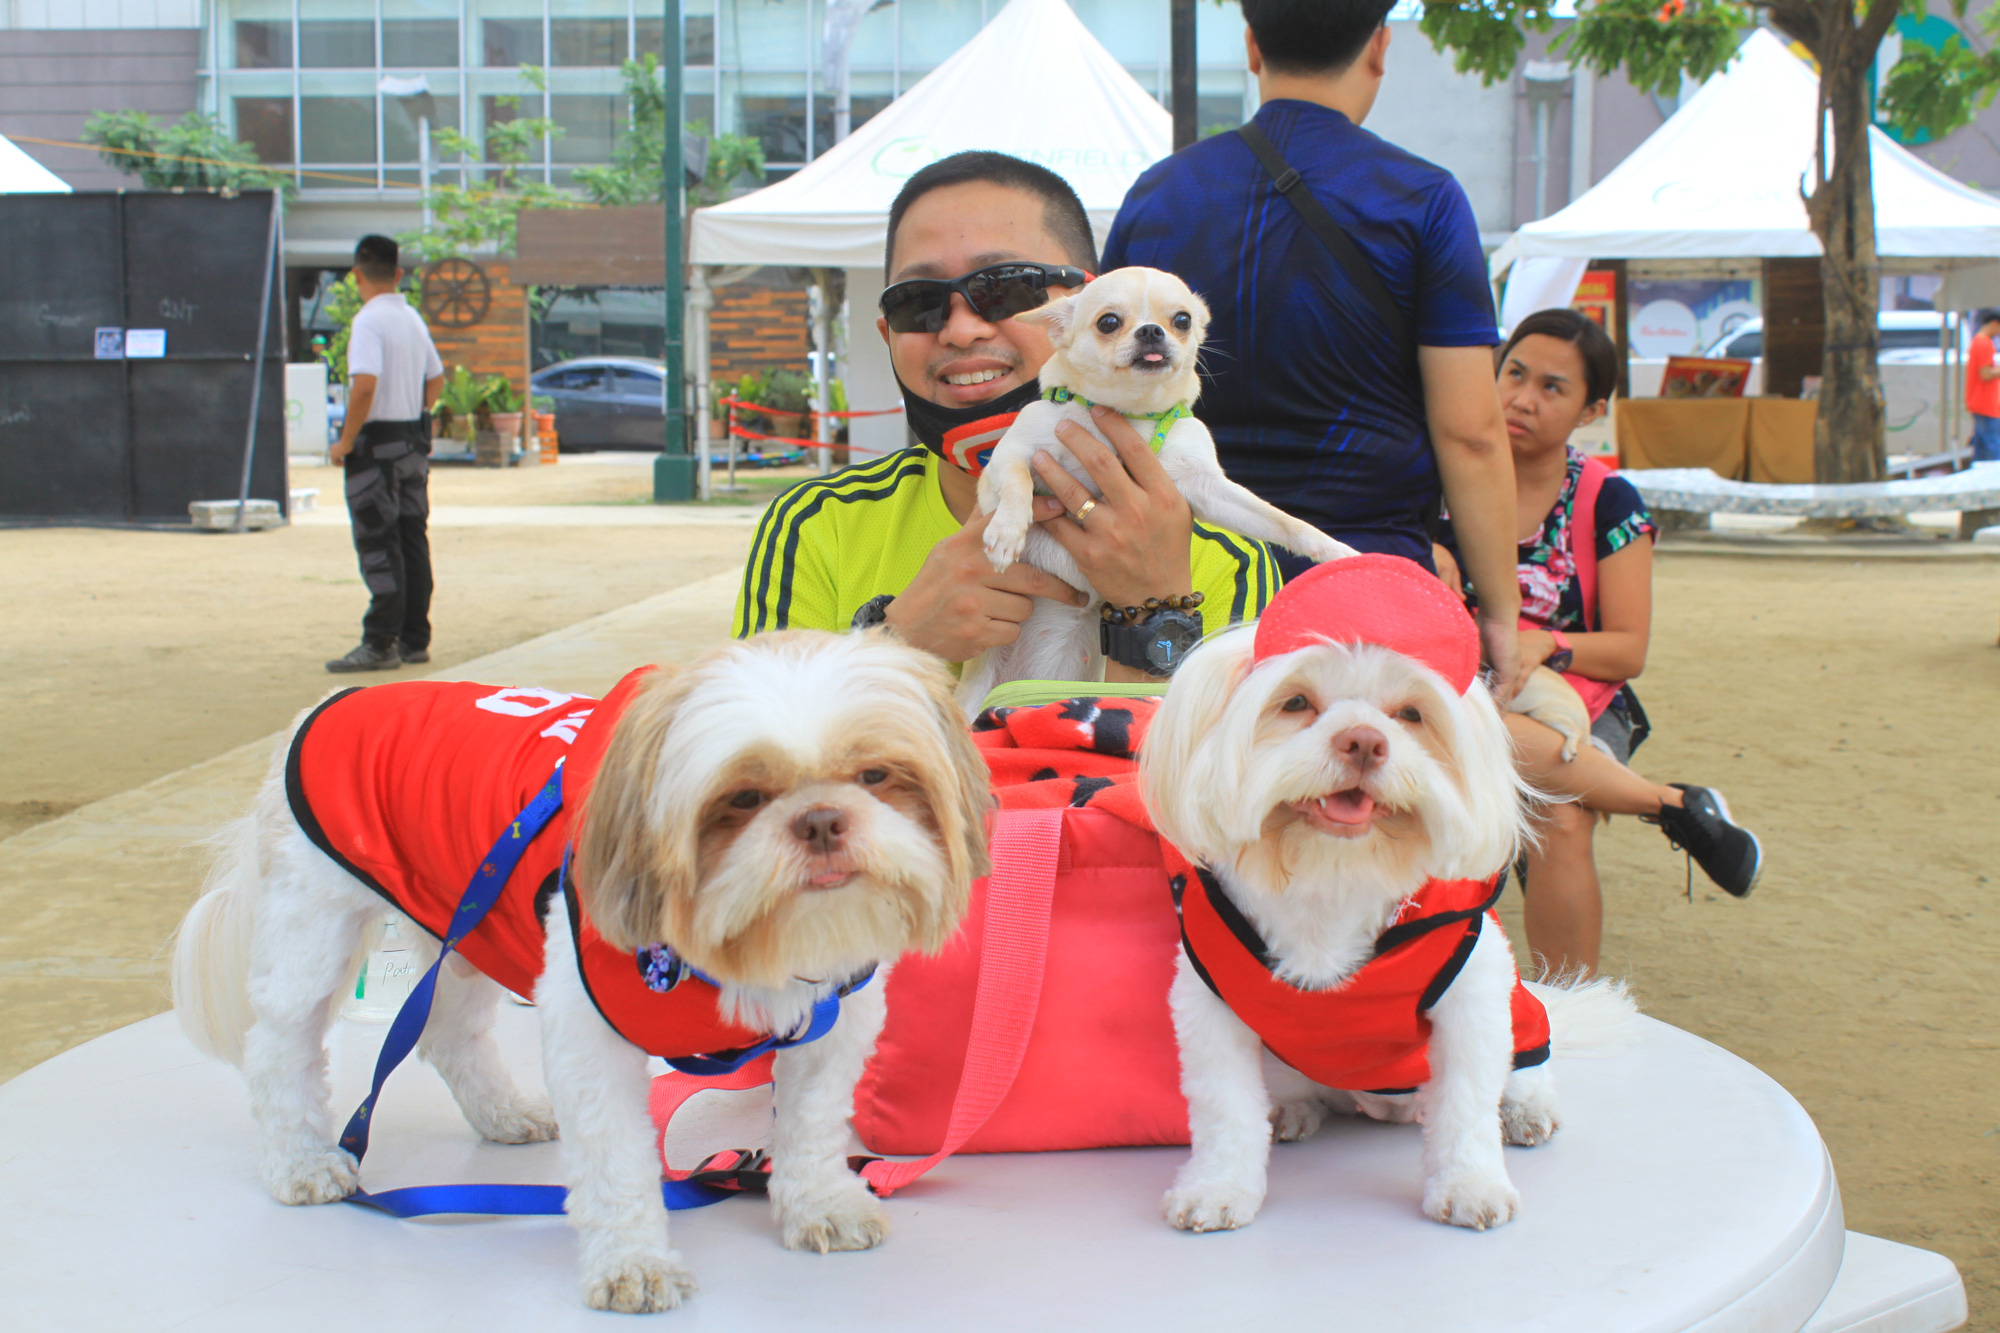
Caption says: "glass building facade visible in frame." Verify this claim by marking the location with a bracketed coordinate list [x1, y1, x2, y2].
[198, 0, 1257, 195]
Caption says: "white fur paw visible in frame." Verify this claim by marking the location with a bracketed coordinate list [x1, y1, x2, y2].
[1164, 1181, 1264, 1232]
[1292, 530, 1356, 564]
[1269, 1099, 1324, 1143]
[778, 1186, 889, 1254]
[263, 1148, 359, 1205]
[1501, 1094, 1561, 1147]
[1422, 1170, 1521, 1230]
[982, 506, 1032, 571]
[581, 1253, 696, 1313]
[469, 1096, 559, 1144]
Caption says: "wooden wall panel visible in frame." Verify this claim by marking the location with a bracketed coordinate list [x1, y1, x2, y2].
[1762, 257, 1824, 399]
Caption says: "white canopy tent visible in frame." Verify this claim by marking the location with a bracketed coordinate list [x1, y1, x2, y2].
[0, 134, 70, 194]
[686, 0, 1171, 488]
[1493, 28, 2000, 332]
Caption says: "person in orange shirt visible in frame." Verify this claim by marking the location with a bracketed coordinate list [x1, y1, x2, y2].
[1967, 309, 2000, 462]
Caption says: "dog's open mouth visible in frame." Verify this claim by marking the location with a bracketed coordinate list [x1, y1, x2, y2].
[1289, 787, 1377, 836]
[1130, 351, 1171, 371]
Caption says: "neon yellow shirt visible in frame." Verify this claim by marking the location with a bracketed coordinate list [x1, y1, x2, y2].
[733, 446, 1280, 650]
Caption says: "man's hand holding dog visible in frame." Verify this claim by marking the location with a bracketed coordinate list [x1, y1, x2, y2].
[1033, 404, 1196, 609]
[885, 508, 1089, 662]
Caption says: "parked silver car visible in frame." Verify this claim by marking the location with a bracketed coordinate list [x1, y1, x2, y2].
[530, 356, 665, 451]
[1702, 312, 1965, 452]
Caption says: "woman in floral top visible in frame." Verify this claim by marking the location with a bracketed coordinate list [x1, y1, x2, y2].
[1437, 310, 1762, 977]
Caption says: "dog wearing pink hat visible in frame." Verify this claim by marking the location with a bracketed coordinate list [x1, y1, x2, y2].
[1139, 555, 1634, 1234]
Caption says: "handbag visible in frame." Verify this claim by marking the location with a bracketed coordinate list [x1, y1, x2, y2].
[649, 693, 1191, 1193]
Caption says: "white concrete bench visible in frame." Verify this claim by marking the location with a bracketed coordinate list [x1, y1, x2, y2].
[1626, 465, 2000, 529]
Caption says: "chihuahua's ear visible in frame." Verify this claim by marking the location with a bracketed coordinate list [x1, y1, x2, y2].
[1014, 293, 1078, 345]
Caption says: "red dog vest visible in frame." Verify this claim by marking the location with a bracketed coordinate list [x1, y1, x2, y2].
[286, 669, 765, 1060]
[1178, 868, 1550, 1093]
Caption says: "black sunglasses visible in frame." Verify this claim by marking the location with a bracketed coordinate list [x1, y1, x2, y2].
[878, 262, 1093, 335]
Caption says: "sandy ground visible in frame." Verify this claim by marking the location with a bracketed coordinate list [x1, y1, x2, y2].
[1, 461, 750, 839]
[3, 464, 2000, 1321]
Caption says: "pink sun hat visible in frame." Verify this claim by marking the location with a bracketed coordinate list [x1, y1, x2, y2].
[1251, 554, 1481, 695]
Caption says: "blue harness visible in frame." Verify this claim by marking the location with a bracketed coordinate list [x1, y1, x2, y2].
[335, 763, 870, 1218]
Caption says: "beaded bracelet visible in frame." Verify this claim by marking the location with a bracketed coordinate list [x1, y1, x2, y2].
[1099, 591, 1205, 626]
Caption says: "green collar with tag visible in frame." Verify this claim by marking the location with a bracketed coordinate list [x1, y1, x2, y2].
[1042, 386, 1191, 453]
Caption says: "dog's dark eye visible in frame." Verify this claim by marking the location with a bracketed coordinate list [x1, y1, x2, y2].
[1172, 311, 1192, 332]
[858, 768, 889, 786]
[1281, 694, 1311, 713]
[1095, 313, 1122, 335]
[727, 789, 765, 810]
[1395, 705, 1423, 724]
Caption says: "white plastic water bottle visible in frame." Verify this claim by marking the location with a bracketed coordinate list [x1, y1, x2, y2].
[343, 918, 421, 1022]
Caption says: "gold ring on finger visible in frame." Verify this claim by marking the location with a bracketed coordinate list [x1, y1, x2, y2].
[1072, 499, 1098, 523]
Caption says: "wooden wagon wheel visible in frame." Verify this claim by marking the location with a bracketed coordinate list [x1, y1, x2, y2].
[421, 257, 492, 328]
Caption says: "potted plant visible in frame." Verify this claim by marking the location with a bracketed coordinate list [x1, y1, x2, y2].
[484, 375, 525, 447]
[532, 392, 558, 463]
[762, 368, 812, 442]
[434, 365, 484, 442]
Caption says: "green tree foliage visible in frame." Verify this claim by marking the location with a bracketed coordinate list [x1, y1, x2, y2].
[81, 109, 289, 194]
[1879, 5, 2000, 140]
[402, 66, 575, 260]
[1413, 0, 1749, 97]
[573, 54, 767, 208]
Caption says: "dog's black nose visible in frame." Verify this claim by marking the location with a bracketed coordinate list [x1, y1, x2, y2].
[791, 806, 848, 853]
[1134, 323, 1165, 343]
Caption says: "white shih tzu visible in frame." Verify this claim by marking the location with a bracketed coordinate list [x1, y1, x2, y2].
[956, 266, 1356, 710]
[1139, 555, 1635, 1233]
[171, 630, 990, 1312]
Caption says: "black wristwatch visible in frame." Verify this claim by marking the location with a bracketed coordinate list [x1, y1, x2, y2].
[1101, 606, 1203, 677]
[851, 594, 895, 631]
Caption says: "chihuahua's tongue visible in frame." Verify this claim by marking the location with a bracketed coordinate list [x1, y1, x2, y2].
[1314, 789, 1375, 825]
[1141, 352, 1166, 364]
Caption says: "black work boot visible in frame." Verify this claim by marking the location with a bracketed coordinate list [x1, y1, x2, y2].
[325, 642, 403, 674]
[398, 645, 431, 665]
[1645, 785, 1763, 898]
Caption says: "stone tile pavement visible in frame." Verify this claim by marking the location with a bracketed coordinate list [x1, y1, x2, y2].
[0, 570, 742, 1082]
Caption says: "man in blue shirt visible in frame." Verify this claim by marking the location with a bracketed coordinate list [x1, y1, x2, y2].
[1102, 0, 1521, 689]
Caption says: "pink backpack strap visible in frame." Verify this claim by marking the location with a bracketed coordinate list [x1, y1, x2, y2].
[648, 805, 1065, 1197]
[1570, 454, 1612, 633]
[860, 805, 1063, 1195]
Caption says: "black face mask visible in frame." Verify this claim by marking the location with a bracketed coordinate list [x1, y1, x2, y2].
[896, 372, 1042, 475]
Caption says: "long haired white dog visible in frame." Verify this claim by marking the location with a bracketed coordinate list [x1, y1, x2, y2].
[1139, 556, 1635, 1233]
[956, 266, 1355, 709]
[173, 630, 990, 1312]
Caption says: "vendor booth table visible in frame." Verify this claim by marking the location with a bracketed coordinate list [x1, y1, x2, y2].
[0, 1006, 1965, 1331]
[1617, 398, 1820, 483]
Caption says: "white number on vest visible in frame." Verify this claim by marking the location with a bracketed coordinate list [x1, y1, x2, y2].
[475, 687, 576, 718]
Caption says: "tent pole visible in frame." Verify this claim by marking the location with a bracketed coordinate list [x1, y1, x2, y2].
[233, 190, 282, 533]
[1170, 0, 1195, 151]
[660, 0, 687, 481]
[811, 267, 832, 475]
[693, 265, 712, 500]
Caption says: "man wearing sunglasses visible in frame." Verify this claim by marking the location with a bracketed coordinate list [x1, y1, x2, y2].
[734, 152, 1278, 682]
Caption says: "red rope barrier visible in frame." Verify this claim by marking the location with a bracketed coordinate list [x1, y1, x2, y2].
[712, 395, 905, 459]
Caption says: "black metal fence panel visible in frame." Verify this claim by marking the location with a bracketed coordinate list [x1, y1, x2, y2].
[0, 190, 286, 521]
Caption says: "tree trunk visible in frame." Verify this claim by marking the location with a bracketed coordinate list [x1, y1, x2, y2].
[1797, 6, 1887, 483]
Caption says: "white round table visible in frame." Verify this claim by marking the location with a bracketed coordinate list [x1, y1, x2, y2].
[0, 1008, 1964, 1331]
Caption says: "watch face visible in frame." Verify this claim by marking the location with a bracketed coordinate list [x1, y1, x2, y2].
[1146, 615, 1204, 673]
[1545, 649, 1574, 674]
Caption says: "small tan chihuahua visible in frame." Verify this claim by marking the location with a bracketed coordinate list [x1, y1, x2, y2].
[959, 266, 1354, 711]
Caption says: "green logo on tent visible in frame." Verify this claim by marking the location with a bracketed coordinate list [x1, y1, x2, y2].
[873, 138, 943, 179]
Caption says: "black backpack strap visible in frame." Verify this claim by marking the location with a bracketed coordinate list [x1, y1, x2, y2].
[1237, 121, 1416, 358]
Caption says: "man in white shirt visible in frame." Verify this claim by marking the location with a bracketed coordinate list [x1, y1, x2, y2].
[326, 234, 446, 673]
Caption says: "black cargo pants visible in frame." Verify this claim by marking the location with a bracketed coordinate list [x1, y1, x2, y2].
[346, 419, 433, 652]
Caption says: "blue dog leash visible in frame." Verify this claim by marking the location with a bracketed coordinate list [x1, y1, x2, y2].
[333, 763, 867, 1218]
